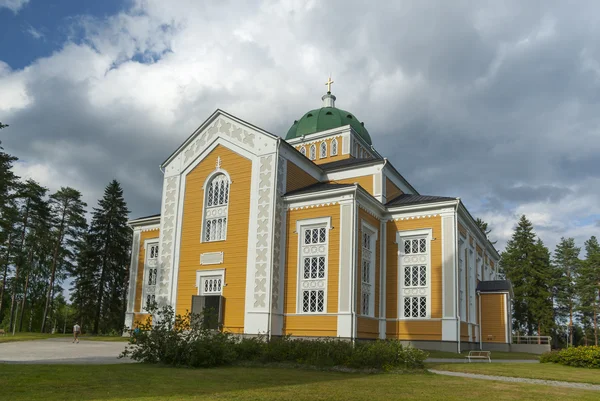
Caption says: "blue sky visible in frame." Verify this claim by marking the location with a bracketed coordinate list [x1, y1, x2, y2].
[1, 0, 599, 256]
[0, 0, 125, 69]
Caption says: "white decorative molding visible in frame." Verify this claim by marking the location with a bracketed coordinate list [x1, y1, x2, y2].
[200, 252, 224, 265]
[140, 224, 160, 232]
[288, 202, 339, 211]
[394, 214, 438, 221]
[271, 157, 286, 312]
[157, 175, 180, 307]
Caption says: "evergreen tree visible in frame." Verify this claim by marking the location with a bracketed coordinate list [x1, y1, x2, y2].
[578, 236, 600, 345]
[8, 180, 47, 330]
[73, 180, 130, 334]
[500, 215, 554, 335]
[0, 136, 19, 322]
[553, 237, 581, 347]
[41, 187, 87, 333]
[475, 217, 497, 244]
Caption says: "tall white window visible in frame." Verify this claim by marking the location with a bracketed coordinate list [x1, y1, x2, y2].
[203, 173, 229, 242]
[143, 242, 159, 311]
[297, 219, 330, 313]
[399, 232, 430, 319]
[331, 138, 338, 156]
[320, 141, 327, 158]
[361, 224, 376, 316]
[300, 146, 306, 156]
[309, 144, 317, 160]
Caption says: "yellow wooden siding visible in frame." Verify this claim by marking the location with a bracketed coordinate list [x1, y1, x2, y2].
[357, 209, 380, 319]
[283, 315, 337, 337]
[286, 160, 319, 193]
[476, 244, 483, 256]
[294, 137, 350, 165]
[357, 317, 379, 339]
[133, 313, 152, 327]
[331, 175, 373, 196]
[385, 216, 443, 321]
[283, 205, 340, 334]
[460, 321, 469, 341]
[481, 293, 507, 343]
[134, 229, 160, 312]
[387, 320, 442, 340]
[176, 145, 251, 334]
[385, 177, 403, 202]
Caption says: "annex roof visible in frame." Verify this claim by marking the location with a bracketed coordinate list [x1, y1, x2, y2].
[477, 280, 513, 294]
[284, 183, 355, 197]
[386, 194, 457, 207]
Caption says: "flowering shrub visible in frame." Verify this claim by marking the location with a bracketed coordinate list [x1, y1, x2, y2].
[540, 346, 600, 369]
[121, 306, 428, 370]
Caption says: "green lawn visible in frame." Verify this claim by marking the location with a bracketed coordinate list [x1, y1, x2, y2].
[0, 364, 598, 401]
[79, 335, 130, 342]
[0, 333, 70, 343]
[425, 350, 540, 360]
[430, 363, 600, 385]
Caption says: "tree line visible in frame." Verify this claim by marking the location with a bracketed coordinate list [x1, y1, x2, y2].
[494, 215, 600, 348]
[0, 123, 132, 334]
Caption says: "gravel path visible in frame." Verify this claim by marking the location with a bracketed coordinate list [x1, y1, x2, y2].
[429, 369, 600, 391]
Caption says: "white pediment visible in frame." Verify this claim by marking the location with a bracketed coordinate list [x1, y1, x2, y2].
[162, 109, 278, 177]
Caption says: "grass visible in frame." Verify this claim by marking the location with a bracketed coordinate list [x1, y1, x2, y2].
[425, 350, 540, 360]
[79, 335, 130, 342]
[430, 363, 600, 385]
[0, 364, 598, 401]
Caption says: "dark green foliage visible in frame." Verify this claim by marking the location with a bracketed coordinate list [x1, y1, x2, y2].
[553, 237, 581, 347]
[577, 237, 600, 346]
[500, 216, 555, 336]
[540, 346, 600, 368]
[72, 180, 131, 334]
[474, 217, 497, 245]
[122, 306, 428, 370]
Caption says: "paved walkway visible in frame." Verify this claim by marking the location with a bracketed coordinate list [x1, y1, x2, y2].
[425, 358, 538, 363]
[0, 338, 135, 364]
[430, 369, 600, 391]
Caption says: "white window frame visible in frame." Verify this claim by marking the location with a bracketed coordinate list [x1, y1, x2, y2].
[296, 217, 331, 314]
[397, 229, 432, 319]
[309, 144, 317, 160]
[300, 146, 306, 156]
[320, 141, 327, 159]
[201, 170, 231, 242]
[361, 221, 378, 317]
[331, 138, 338, 156]
[196, 269, 225, 295]
[142, 240, 159, 312]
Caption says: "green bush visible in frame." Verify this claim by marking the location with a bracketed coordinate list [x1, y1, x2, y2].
[121, 306, 427, 370]
[540, 346, 600, 368]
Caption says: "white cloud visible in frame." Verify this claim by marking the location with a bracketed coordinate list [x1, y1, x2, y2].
[0, 0, 29, 13]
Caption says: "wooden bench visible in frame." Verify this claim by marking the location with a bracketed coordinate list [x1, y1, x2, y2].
[0, 329, 5, 336]
[465, 350, 491, 362]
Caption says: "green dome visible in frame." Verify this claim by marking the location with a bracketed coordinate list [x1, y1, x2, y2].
[286, 105, 372, 145]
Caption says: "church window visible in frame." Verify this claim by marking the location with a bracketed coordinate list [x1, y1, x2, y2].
[203, 173, 230, 242]
[300, 146, 306, 156]
[320, 141, 327, 158]
[143, 242, 159, 311]
[399, 231, 430, 319]
[331, 138, 338, 156]
[309, 144, 316, 160]
[361, 223, 377, 317]
[297, 218, 330, 314]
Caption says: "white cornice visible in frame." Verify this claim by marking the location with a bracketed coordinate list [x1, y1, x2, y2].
[128, 217, 161, 228]
[457, 202, 500, 260]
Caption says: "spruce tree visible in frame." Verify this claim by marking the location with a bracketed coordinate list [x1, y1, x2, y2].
[578, 236, 600, 345]
[475, 217, 497, 245]
[553, 237, 581, 347]
[41, 187, 87, 333]
[74, 180, 130, 334]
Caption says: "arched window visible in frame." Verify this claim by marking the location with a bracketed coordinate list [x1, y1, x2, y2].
[320, 142, 327, 159]
[309, 144, 316, 160]
[331, 138, 338, 156]
[300, 146, 306, 156]
[204, 173, 229, 242]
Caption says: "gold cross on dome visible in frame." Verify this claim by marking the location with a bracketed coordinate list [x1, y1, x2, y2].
[325, 76, 334, 93]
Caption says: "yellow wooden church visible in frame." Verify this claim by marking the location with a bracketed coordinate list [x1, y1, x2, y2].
[124, 82, 512, 351]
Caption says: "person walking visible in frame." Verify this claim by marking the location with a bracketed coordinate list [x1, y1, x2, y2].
[73, 322, 81, 343]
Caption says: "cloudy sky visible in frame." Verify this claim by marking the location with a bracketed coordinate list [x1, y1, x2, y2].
[1, 0, 599, 254]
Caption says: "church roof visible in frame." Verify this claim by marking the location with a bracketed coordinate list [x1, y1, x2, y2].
[320, 157, 382, 171]
[477, 280, 513, 295]
[285, 90, 372, 145]
[284, 183, 355, 197]
[386, 194, 457, 207]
